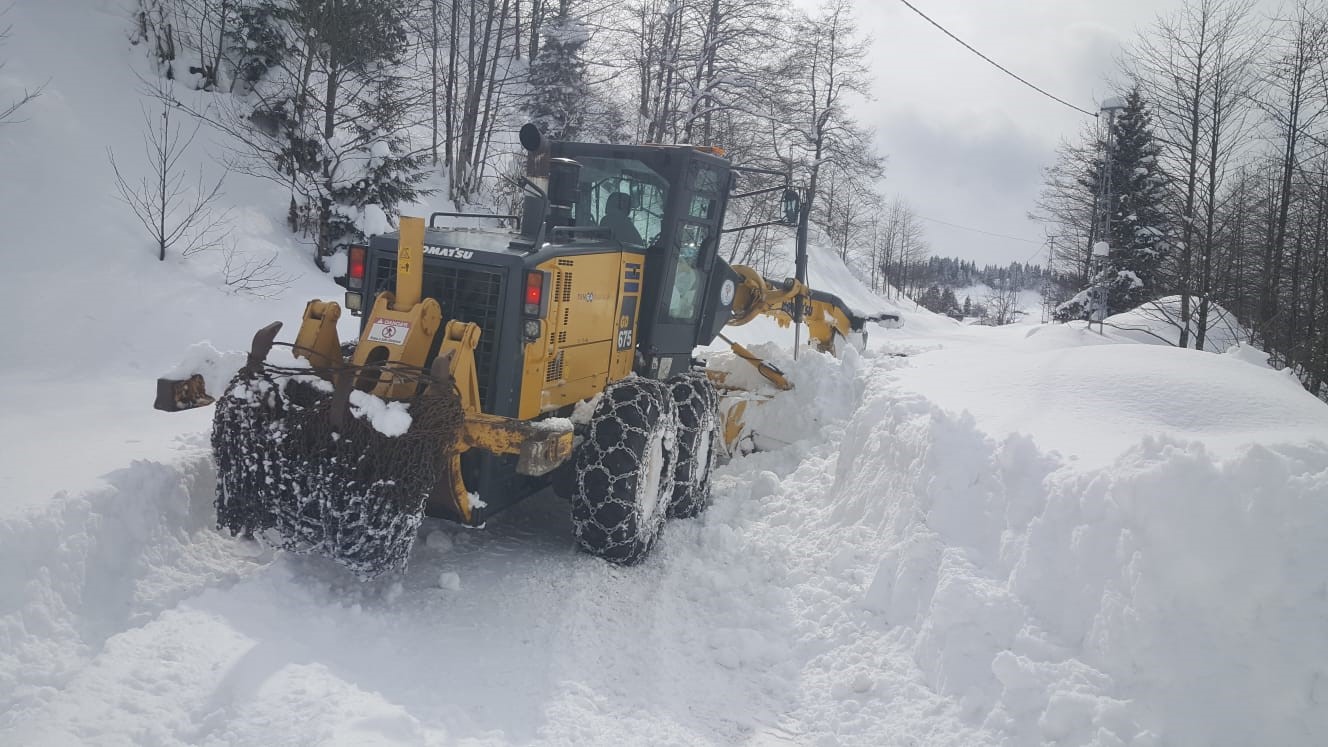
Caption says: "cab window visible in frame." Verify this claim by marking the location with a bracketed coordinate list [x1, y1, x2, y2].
[571, 156, 670, 247]
[667, 222, 710, 321]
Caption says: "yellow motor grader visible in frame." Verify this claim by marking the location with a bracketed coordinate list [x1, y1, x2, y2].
[156, 125, 898, 576]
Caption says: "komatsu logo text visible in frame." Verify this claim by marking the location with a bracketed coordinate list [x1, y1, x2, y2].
[423, 245, 474, 260]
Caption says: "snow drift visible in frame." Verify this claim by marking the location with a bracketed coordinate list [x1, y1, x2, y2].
[838, 376, 1328, 745]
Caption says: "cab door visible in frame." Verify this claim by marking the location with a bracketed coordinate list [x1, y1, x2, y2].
[638, 157, 730, 378]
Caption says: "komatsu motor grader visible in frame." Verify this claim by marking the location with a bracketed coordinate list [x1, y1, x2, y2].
[156, 125, 898, 577]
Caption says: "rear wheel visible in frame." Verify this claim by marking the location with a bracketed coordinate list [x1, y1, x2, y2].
[570, 378, 677, 564]
[667, 372, 721, 519]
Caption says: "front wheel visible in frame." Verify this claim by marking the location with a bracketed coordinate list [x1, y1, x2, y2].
[570, 378, 678, 564]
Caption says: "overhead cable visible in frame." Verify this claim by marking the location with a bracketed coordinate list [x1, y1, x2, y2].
[895, 0, 1099, 118]
[916, 213, 1041, 244]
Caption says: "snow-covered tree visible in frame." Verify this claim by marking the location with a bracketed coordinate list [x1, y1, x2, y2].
[524, 10, 591, 141]
[1097, 87, 1169, 309]
[219, 0, 431, 267]
[1057, 87, 1170, 321]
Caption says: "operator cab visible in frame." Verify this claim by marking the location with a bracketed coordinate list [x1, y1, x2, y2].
[545, 139, 742, 380]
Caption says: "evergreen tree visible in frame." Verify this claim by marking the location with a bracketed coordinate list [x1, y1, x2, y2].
[1060, 87, 1170, 319]
[941, 287, 958, 314]
[326, 68, 433, 243]
[229, 0, 429, 265]
[524, 11, 591, 141]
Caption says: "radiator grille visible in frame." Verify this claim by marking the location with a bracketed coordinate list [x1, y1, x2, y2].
[372, 257, 504, 409]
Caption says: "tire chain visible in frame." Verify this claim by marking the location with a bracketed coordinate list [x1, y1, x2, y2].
[570, 377, 678, 564]
[666, 372, 721, 519]
[212, 369, 462, 579]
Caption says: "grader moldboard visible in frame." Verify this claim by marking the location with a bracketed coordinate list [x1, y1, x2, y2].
[156, 125, 900, 577]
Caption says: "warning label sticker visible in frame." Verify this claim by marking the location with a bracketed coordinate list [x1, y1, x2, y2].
[367, 318, 410, 345]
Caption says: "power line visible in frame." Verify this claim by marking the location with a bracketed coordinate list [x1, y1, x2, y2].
[915, 213, 1040, 244]
[895, 0, 1098, 118]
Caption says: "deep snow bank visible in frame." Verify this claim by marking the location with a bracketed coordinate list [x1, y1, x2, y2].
[0, 442, 259, 725]
[824, 369, 1328, 745]
[891, 321, 1326, 468]
[1104, 296, 1247, 352]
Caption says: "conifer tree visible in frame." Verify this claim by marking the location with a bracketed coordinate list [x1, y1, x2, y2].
[1097, 87, 1169, 309]
[1057, 87, 1170, 320]
[941, 287, 958, 314]
[524, 9, 591, 141]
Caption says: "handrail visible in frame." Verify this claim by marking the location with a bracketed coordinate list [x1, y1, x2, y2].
[429, 211, 520, 228]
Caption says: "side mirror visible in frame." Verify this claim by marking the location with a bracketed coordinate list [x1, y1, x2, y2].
[781, 188, 801, 226]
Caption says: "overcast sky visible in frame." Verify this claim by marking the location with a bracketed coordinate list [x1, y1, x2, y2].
[847, 0, 1197, 267]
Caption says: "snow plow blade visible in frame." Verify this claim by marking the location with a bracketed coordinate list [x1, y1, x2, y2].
[209, 324, 465, 579]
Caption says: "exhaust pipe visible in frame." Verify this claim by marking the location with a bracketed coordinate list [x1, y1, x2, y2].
[518, 124, 582, 244]
[519, 124, 550, 241]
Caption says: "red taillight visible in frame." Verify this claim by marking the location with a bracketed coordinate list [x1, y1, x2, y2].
[348, 245, 366, 289]
[524, 271, 543, 308]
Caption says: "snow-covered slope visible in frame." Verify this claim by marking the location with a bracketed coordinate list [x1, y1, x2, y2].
[4, 4, 1328, 746]
[0, 0, 362, 506]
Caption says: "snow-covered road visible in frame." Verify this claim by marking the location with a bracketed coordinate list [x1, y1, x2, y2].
[5, 326, 1326, 746]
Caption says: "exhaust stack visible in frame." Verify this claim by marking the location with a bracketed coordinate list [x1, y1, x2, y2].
[518, 124, 582, 245]
[519, 124, 551, 241]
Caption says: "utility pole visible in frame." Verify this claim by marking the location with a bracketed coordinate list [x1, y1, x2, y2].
[1089, 98, 1126, 333]
[1041, 236, 1055, 324]
[792, 190, 810, 360]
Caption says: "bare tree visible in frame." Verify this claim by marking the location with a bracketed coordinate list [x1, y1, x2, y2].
[782, 0, 882, 219]
[816, 161, 880, 265]
[1131, 0, 1260, 349]
[983, 281, 1023, 326]
[1253, 1, 1328, 359]
[223, 243, 298, 297]
[108, 82, 228, 261]
[876, 197, 927, 298]
[0, 5, 45, 124]
[1031, 132, 1103, 287]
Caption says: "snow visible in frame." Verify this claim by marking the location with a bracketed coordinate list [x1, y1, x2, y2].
[1106, 295, 1247, 351]
[162, 342, 249, 401]
[3, 5, 1328, 746]
[347, 390, 413, 437]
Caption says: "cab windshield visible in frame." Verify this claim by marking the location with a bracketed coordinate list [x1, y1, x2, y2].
[572, 157, 670, 248]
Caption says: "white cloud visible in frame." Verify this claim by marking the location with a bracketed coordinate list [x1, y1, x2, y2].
[844, 0, 1276, 265]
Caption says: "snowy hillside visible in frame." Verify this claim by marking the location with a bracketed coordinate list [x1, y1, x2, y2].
[4, 4, 1328, 747]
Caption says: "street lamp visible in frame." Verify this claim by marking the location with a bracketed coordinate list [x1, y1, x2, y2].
[781, 188, 801, 226]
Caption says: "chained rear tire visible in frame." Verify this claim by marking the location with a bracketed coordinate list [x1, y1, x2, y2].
[570, 378, 677, 564]
[667, 372, 720, 519]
